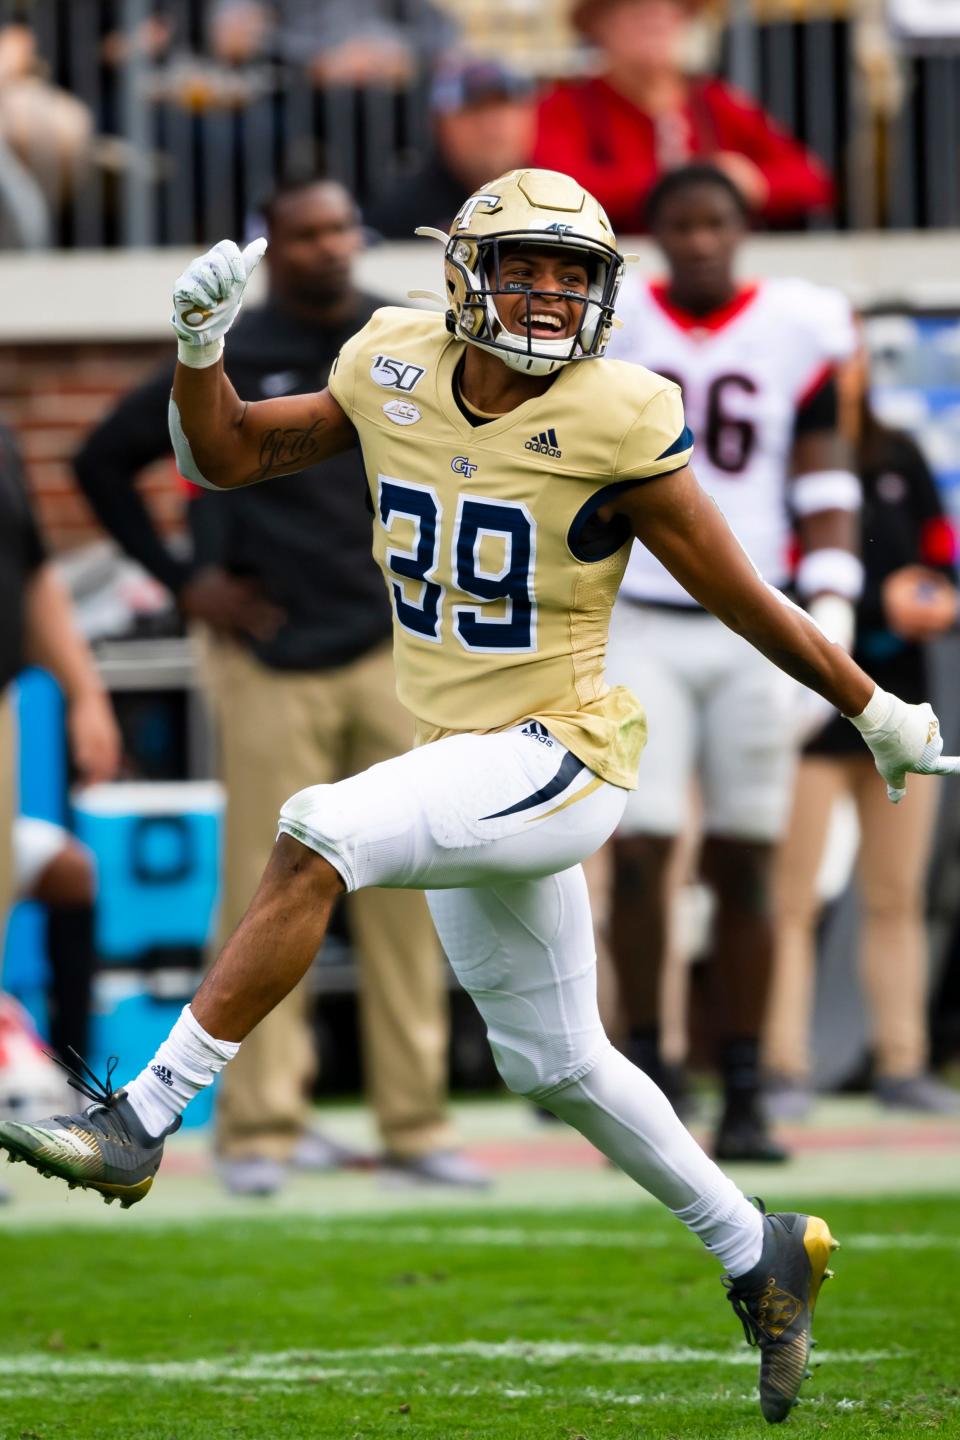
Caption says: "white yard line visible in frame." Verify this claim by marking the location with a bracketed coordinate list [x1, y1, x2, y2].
[305, 1224, 960, 1252]
[0, 1378, 922, 1412]
[841, 1233, 960, 1250]
[0, 1340, 907, 1387]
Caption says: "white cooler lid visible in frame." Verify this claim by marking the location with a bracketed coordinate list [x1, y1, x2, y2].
[71, 781, 225, 815]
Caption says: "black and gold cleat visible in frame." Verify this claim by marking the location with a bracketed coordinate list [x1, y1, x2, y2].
[0, 1053, 179, 1209]
[724, 1204, 839, 1424]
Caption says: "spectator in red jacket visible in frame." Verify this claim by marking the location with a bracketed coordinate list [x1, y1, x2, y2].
[534, 0, 834, 230]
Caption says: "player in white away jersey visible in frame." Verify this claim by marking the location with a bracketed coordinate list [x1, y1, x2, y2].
[605, 164, 862, 1162]
[2, 168, 958, 1424]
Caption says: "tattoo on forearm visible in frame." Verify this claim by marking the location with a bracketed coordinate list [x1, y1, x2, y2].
[249, 420, 328, 481]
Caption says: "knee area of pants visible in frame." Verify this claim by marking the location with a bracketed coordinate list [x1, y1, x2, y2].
[279, 783, 330, 832]
[489, 1034, 602, 1100]
[279, 786, 346, 856]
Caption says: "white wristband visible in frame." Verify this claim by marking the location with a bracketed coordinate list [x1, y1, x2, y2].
[807, 593, 855, 651]
[176, 336, 224, 369]
[790, 469, 862, 516]
[848, 685, 895, 732]
[795, 547, 865, 600]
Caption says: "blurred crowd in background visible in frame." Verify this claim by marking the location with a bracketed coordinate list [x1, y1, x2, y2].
[1, 0, 960, 1204]
[0, 0, 957, 246]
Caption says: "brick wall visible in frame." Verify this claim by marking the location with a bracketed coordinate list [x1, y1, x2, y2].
[0, 342, 180, 554]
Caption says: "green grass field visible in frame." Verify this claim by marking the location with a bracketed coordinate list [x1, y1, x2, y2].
[2, 1191, 959, 1440]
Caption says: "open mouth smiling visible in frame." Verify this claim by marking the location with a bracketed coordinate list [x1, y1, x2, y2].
[522, 310, 569, 338]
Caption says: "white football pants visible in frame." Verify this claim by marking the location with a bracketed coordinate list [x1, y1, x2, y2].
[278, 724, 761, 1271]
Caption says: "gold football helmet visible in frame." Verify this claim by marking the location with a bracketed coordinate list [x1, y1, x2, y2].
[416, 168, 625, 377]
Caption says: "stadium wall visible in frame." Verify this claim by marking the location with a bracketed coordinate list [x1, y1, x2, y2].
[0, 341, 171, 551]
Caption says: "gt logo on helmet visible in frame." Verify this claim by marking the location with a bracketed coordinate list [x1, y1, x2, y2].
[455, 193, 502, 229]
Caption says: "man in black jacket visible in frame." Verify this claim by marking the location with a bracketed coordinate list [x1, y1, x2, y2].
[74, 178, 486, 1195]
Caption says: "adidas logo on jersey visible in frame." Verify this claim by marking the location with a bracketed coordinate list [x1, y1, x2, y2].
[525, 428, 562, 459]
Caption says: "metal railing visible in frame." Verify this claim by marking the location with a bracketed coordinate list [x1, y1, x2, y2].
[0, 0, 957, 247]
[723, 8, 960, 231]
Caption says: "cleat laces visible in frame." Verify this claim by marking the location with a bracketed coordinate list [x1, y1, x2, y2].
[48, 1047, 121, 1107]
[724, 1277, 800, 1346]
[47, 1050, 127, 1135]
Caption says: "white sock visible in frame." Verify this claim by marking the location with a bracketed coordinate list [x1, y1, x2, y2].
[124, 1005, 240, 1138]
[673, 1184, 765, 1277]
[541, 1045, 765, 1275]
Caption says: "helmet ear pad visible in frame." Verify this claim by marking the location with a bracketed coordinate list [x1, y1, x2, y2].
[582, 257, 624, 350]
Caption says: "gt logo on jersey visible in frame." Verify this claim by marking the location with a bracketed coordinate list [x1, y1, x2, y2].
[454, 192, 501, 229]
[370, 354, 426, 392]
[451, 455, 478, 478]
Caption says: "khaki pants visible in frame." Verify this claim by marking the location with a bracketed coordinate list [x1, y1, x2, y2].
[205, 637, 454, 1162]
[766, 755, 938, 1081]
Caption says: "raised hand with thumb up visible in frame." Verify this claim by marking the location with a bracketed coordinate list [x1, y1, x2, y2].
[172, 237, 268, 367]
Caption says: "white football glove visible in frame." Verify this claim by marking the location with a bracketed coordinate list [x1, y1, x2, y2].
[171, 237, 267, 368]
[848, 686, 960, 803]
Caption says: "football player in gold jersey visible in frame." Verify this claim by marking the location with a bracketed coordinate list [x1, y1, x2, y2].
[4, 169, 958, 1423]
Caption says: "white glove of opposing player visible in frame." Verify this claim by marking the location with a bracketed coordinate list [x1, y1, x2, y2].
[171, 237, 267, 367]
[848, 686, 960, 803]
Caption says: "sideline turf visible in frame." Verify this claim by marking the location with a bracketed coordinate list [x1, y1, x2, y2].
[1, 1195, 957, 1439]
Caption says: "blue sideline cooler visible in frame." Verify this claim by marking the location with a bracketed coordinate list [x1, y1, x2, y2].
[91, 971, 219, 1130]
[72, 781, 225, 961]
[72, 781, 225, 1130]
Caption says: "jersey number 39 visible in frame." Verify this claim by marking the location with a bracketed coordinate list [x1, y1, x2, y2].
[378, 477, 537, 653]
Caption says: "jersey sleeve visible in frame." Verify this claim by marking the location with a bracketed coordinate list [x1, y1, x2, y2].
[794, 371, 839, 435]
[326, 326, 364, 417]
[327, 315, 378, 420]
[783, 282, 859, 403]
[813, 286, 858, 365]
[614, 382, 693, 482]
